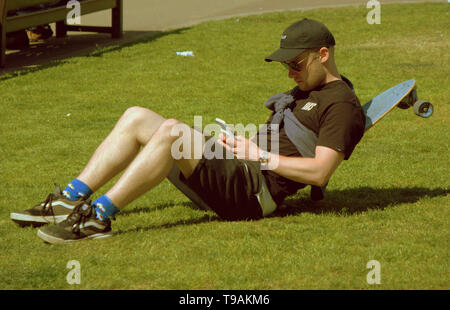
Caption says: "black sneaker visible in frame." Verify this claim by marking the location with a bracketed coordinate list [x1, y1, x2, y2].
[10, 186, 87, 227]
[37, 202, 113, 244]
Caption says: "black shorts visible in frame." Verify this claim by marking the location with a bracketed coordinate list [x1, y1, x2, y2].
[168, 157, 265, 221]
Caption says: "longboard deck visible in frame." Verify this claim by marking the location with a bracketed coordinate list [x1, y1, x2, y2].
[363, 79, 416, 131]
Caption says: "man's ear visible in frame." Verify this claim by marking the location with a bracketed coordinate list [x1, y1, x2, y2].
[319, 47, 330, 63]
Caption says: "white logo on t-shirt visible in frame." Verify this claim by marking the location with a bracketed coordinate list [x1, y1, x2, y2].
[301, 102, 317, 111]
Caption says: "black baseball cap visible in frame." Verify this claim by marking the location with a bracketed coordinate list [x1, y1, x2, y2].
[265, 18, 336, 62]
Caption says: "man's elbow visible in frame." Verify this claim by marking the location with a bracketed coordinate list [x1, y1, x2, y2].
[311, 170, 331, 187]
[311, 176, 329, 188]
[305, 149, 344, 187]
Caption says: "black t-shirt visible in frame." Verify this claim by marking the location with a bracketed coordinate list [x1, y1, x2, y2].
[257, 79, 366, 204]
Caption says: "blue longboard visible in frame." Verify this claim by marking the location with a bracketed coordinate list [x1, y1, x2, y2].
[310, 79, 433, 201]
[309, 79, 434, 201]
[363, 79, 433, 131]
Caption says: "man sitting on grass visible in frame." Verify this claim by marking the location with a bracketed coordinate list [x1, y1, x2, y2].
[11, 18, 365, 244]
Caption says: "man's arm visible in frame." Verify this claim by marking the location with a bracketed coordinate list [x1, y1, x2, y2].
[217, 134, 344, 187]
[267, 146, 345, 187]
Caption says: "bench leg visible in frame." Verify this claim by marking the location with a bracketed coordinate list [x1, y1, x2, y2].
[111, 0, 123, 38]
[56, 20, 67, 38]
[0, 25, 5, 68]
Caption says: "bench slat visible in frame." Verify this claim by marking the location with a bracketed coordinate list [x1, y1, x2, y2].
[7, 1, 59, 12]
[5, 0, 116, 32]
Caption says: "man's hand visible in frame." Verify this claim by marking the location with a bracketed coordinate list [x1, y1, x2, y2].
[217, 133, 261, 161]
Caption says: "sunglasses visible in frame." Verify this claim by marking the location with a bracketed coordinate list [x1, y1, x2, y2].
[282, 57, 307, 72]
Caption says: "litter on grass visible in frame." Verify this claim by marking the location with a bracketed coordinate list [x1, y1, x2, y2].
[176, 51, 195, 57]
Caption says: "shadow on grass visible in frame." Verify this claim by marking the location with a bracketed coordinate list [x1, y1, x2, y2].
[119, 200, 198, 216]
[113, 214, 219, 236]
[0, 28, 190, 81]
[272, 186, 449, 217]
[112, 186, 448, 235]
[113, 200, 220, 236]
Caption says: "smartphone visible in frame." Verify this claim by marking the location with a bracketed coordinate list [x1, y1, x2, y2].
[215, 118, 234, 139]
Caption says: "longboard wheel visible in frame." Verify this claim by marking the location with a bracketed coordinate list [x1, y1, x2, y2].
[413, 100, 433, 118]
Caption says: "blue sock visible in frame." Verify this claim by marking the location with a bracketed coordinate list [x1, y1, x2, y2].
[62, 179, 93, 201]
[92, 195, 120, 222]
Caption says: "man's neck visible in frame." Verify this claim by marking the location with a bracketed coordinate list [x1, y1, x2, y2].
[323, 63, 341, 84]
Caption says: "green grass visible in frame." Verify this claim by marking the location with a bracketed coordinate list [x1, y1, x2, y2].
[0, 3, 449, 290]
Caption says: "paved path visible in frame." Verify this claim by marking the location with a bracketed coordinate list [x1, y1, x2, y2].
[84, 0, 440, 31]
[1, 0, 441, 74]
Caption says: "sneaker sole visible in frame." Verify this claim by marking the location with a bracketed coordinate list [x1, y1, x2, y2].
[10, 213, 68, 227]
[37, 229, 113, 244]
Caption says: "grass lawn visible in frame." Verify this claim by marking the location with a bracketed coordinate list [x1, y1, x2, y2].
[0, 2, 448, 290]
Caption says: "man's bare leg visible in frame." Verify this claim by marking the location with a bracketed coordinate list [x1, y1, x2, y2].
[105, 119, 205, 208]
[76, 107, 166, 192]
[34, 108, 206, 243]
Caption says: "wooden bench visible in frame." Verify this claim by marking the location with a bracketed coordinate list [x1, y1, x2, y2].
[0, 0, 123, 67]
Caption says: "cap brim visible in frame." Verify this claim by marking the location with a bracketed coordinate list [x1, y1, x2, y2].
[265, 48, 307, 62]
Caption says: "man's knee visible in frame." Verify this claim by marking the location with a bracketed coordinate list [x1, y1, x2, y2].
[118, 106, 167, 144]
[157, 119, 204, 152]
[160, 118, 181, 130]
[120, 106, 164, 131]
[157, 118, 184, 140]
[121, 106, 154, 124]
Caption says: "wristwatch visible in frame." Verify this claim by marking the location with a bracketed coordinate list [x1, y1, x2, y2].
[259, 151, 270, 165]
